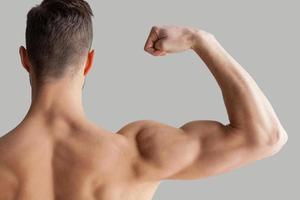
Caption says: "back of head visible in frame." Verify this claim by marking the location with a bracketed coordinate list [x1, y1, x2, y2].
[26, 0, 93, 84]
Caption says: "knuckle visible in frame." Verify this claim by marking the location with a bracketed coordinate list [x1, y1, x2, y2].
[152, 26, 159, 32]
[155, 41, 164, 50]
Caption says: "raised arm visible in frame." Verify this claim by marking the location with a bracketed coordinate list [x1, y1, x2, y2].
[123, 26, 288, 181]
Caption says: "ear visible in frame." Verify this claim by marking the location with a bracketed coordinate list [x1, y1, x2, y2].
[19, 46, 31, 73]
[84, 50, 95, 76]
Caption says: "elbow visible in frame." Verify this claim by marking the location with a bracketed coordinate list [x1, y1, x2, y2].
[252, 124, 288, 157]
[267, 127, 288, 157]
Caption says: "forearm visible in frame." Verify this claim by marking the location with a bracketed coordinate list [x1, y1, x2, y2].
[191, 30, 286, 142]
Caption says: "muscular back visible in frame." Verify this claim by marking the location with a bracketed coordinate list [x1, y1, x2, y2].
[0, 115, 286, 200]
[0, 119, 160, 200]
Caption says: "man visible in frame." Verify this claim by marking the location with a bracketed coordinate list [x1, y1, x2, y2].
[0, 0, 288, 199]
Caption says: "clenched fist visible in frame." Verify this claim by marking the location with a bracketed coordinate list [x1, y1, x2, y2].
[144, 25, 199, 56]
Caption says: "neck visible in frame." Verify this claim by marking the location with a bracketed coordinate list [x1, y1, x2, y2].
[25, 79, 86, 123]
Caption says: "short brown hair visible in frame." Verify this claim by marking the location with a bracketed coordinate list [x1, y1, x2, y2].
[26, 0, 93, 84]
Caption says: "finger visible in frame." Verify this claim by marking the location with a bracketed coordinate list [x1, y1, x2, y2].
[144, 26, 159, 53]
[154, 39, 165, 51]
[152, 50, 167, 57]
[159, 52, 167, 56]
[145, 46, 156, 55]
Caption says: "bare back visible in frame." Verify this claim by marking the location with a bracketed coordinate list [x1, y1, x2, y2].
[0, 118, 159, 200]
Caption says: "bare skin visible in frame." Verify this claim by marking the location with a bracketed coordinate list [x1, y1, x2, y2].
[0, 26, 288, 200]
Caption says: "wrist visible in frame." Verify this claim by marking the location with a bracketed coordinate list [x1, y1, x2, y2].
[190, 29, 215, 51]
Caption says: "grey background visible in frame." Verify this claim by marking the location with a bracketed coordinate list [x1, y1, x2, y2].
[0, 0, 299, 199]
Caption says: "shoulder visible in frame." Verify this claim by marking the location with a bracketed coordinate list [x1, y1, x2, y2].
[115, 119, 198, 181]
[115, 119, 182, 144]
[115, 119, 160, 137]
[113, 119, 157, 156]
[116, 119, 181, 134]
[115, 119, 187, 163]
